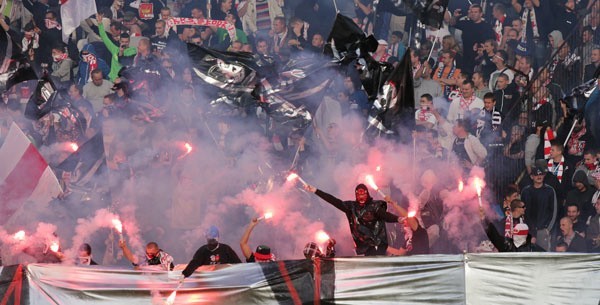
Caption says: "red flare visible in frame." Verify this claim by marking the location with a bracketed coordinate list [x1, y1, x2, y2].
[184, 142, 193, 154]
[50, 241, 59, 253]
[165, 290, 177, 305]
[286, 173, 299, 182]
[13, 230, 26, 241]
[408, 211, 417, 218]
[315, 230, 330, 244]
[365, 174, 379, 191]
[69, 142, 79, 152]
[458, 180, 464, 192]
[112, 218, 123, 233]
[474, 177, 483, 197]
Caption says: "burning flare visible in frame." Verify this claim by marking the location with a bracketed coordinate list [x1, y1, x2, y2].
[474, 177, 484, 207]
[315, 230, 330, 244]
[365, 174, 386, 197]
[375, 165, 381, 172]
[165, 290, 177, 305]
[184, 142, 193, 154]
[258, 211, 273, 221]
[286, 172, 308, 186]
[49, 241, 60, 253]
[458, 180, 464, 192]
[13, 230, 26, 241]
[407, 210, 417, 218]
[112, 218, 124, 241]
[69, 142, 79, 152]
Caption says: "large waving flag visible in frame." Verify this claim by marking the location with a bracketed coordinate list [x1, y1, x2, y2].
[0, 123, 62, 225]
[60, 0, 97, 42]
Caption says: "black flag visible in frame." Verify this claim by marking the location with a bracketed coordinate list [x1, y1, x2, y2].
[325, 14, 378, 61]
[366, 51, 415, 138]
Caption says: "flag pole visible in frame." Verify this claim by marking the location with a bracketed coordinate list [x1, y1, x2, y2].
[332, 0, 339, 13]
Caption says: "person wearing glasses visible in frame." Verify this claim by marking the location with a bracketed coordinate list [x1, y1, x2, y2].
[479, 199, 544, 252]
[119, 240, 174, 270]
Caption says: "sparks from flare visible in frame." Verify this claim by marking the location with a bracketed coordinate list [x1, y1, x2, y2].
[286, 172, 308, 186]
[13, 230, 26, 241]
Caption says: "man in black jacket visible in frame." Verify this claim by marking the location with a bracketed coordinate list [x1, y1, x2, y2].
[521, 165, 558, 251]
[305, 183, 404, 256]
[480, 199, 545, 252]
[182, 225, 241, 278]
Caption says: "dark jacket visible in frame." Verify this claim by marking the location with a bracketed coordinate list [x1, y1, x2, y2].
[77, 44, 110, 85]
[315, 189, 399, 255]
[521, 184, 558, 236]
[482, 217, 545, 252]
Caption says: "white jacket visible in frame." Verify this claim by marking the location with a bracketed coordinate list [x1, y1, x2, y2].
[238, 0, 284, 35]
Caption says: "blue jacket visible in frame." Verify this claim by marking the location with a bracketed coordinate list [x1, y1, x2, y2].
[77, 44, 110, 86]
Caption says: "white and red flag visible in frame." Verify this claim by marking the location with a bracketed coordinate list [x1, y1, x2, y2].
[0, 123, 62, 224]
[60, 0, 97, 42]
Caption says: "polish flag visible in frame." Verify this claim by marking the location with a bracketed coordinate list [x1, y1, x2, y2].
[60, 0, 97, 42]
[0, 123, 62, 224]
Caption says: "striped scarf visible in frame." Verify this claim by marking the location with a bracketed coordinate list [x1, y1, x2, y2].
[521, 7, 539, 40]
[548, 156, 565, 183]
[504, 215, 514, 238]
[82, 54, 98, 82]
[436, 65, 456, 98]
[543, 127, 556, 159]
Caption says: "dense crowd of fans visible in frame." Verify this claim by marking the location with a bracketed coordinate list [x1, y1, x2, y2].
[0, 0, 599, 263]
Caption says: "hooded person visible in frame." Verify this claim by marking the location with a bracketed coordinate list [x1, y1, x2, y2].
[303, 238, 336, 259]
[77, 44, 110, 86]
[548, 30, 564, 56]
[480, 199, 545, 252]
[181, 225, 241, 278]
[304, 183, 404, 256]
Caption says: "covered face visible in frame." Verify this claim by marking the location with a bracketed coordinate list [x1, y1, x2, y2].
[355, 184, 370, 204]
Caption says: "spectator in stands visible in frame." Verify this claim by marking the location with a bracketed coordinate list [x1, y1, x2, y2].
[182, 225, 241, 277]
[240, 218, 276, 262]
[415, 94, 437, 129]
[255, 38, 271, 56]
[447, 80, 484, 124]
[50, 45, 74, 84]
[573, 149, 599, 186]
[476, 39, 497, 80]
[271, 16, 289, 55]
[480, 199, 544, 252]
[555, 217, 587, 252]
[493, 73, 519, 118]
[567, 169, 597, 222]
[414, 59, 443, 104]
[491, 3, 512, 46]
[344, 76, 369, 117]
[119, 240, 175, 270]
[512, 0, 553, 68]
[387, 212, 430, 256]
[476, 92, 502, 147]
[489, 50, 514, 90]
[585, 197, 600, 252]
[433, 50, 462, 100]
[450, 119, 488, 171]
[237, 0, 284, 37]
[77, 44, 110, 86]
[584, 47, 600, 81]
[448, 4, 495, 74]
[473, 72, 492, 100]
[78, 243, 98, 265]
[98, 13, 138, 80]
[521, 165, 558, 251]
[565, 202, 587, 236]
[555, 0, 578, 38]
[303, 239, 336, 259]
[83, 69, 114, 113]
[387, 31, 406, 60]
[547, 140, 575, 197]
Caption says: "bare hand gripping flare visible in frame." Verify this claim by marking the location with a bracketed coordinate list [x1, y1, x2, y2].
[365, 174, 386, 198]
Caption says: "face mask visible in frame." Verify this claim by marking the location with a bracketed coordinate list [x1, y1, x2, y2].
[79, 256, 91, 265]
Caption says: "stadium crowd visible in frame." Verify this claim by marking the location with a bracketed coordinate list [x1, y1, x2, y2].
[0, 0, 599, 267]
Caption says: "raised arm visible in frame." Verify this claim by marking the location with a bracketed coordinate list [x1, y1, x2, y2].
[240, 218, 259, 259]
[305, 184, 349, 213]
[118, 240, 138, 268]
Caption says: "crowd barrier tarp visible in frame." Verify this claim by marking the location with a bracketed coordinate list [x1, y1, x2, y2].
[0, 264, 29, 305]
[465, 253, 600, 305]
[17, 254, 600, 305]
[331, 255, 465, 304]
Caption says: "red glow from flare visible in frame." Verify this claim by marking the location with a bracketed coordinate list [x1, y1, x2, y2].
[184, 142, 193, 154]
[365, 174, 379, 191]
[286, 173, 299, 182]
[315, 230, 330, 243]
[50, 241, 59, 253]
[165, 290, 177, 305]
[69, 142, 79, 152]
[408, 210, 417, 218]
[458, 180, 464, 192]
[112, 219, 123, 233]
[13, 230, 25, 241]
[474, 177, 483, 197]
